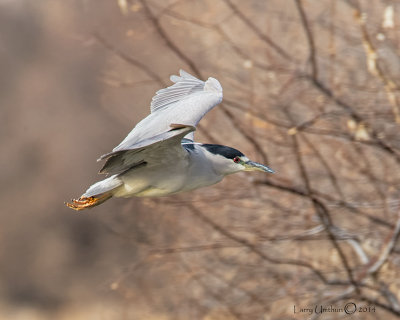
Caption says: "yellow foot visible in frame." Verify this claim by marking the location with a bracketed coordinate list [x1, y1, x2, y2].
[65, 195, 107, 211]
[65, 197, 97, 211]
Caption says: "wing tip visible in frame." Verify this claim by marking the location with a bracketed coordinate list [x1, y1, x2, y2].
[204, 77, 222, 94]
[179, 69, 196, 79]
[170, 123, 196, 132]
[170, 69, 201, 83]
[170, 75, 180, 83]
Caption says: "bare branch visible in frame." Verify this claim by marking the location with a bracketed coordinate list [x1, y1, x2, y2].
[139, 0, 202, 77]
[294, 0, 318, 79]
[93, 32, 166, 86]
[222, 0, 295, 63]
[186, 203, 334, 285]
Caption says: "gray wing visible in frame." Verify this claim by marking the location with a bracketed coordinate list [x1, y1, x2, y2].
[98, 124, 195, 175]
[113, 70, 223, 151]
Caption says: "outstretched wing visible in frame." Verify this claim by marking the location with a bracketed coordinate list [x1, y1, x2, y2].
[150, 70, 221, 113]
[98, 124, 195, 175]
[112, 70, 223, 151]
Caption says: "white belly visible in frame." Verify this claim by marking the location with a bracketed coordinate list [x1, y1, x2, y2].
[113, 159, 223, 198]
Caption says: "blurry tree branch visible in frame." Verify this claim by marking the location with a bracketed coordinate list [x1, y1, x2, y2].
[348, 0, 400, 123]
[93, 32, 166, 86]
[222, 0, 295, 63]
[186, 203, 346, 286]
[294, 0, 318, 80]
[139, 0, 202, 77]
[92, 1, 400, 317]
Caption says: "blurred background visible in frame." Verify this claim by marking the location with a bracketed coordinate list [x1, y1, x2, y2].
[1, 0, 400, 319]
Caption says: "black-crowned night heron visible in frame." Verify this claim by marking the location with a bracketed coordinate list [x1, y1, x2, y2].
[66, 70, 274, 210]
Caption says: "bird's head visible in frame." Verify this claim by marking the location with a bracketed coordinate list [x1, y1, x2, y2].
[202, 144, 274, 176]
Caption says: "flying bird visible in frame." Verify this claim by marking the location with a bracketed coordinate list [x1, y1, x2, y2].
[66, 70, 274, 210]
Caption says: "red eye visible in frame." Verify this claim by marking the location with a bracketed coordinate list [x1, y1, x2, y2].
[233, 157, 240, 163]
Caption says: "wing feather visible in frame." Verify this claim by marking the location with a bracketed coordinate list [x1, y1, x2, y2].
[109, 70, 222, 152]
[98, 124, 195, 175]
[150, 70, 206, 112]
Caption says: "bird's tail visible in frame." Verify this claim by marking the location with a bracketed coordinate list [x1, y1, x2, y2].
[65, 192, 112, 211]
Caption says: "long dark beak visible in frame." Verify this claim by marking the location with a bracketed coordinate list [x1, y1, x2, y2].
[244, 161, 274, 173]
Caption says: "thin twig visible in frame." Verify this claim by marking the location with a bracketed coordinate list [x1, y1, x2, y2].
[222, 0, 295, 63]
[139, 0, 202, 77]
[294, 0, 318, 80]
[93, 32, 166, 86]
[185, 203, 332, 285]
